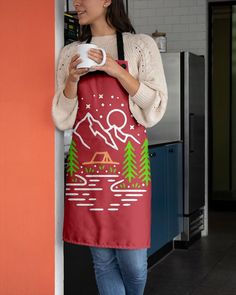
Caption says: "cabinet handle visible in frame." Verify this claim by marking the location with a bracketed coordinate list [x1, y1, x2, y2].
[190, 113, 195, 153]
[149, 152, 156, 158]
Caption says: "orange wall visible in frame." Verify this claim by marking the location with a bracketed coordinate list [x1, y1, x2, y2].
[0, 1, 55, 294]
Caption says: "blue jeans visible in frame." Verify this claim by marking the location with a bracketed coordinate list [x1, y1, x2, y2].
[89, 246, 148, 295]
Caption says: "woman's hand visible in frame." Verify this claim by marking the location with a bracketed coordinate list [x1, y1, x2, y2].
[88, 49, 125, 79]
[63, 54, 89, 99]
[68, 54, 89, 83]
[88, 48, 140, 97]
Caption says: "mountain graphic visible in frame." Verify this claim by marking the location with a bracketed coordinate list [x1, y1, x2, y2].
[73, 113, 118, 150]
[73, 112, 140, 150]
[109, 126, 140, 145]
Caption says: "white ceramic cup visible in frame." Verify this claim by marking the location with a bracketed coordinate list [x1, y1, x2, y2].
[76, 44, 106, 71]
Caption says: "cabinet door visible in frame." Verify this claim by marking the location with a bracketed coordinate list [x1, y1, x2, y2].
[166, 143, 183, 240]
[148, 146, 168, 256]
[64, 243, 98, 295]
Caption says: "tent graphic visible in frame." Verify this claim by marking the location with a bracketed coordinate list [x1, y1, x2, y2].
[82, 151, 119, 165]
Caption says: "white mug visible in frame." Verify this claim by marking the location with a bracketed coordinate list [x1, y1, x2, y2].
[76, 44, 106, 71]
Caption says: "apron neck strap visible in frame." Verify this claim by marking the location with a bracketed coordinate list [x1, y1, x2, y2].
[86, 31, 125, 60]
[86, 35, 92, 44]
[116, 31, 125, 61]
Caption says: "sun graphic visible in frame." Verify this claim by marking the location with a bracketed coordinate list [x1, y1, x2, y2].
[106, 109, 127, 129]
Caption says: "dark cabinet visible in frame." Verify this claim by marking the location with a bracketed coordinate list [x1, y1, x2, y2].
[148, 143, 183, 257]
[64, 243, 98, 295]
[167, 144, 183, 240]
[148, 145, 168, 256]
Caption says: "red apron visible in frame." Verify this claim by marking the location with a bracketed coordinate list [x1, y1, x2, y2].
[63, 32, 152, 249]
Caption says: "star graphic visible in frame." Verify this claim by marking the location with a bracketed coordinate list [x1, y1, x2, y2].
[130, 125, 134, 130]
[99, 94, 103, 99]
[111, 95, 114, 99]
[101, 103, 105, 107]
[86, 104, 91, 109]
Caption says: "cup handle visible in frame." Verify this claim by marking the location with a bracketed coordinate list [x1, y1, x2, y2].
[96, 48, 106, 66]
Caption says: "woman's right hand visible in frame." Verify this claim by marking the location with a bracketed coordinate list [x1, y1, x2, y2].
[63, 54, 89, 99]
[68, 54, 89, 83]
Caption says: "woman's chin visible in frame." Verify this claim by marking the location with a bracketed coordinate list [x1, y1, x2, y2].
[78, 18, 89, 26]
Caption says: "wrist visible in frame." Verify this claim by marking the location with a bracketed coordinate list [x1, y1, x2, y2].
[117, 68, 140, 97]
[67, 75, 80, 84]
[64, 78, 78, 99]
[116, 66, 127, 81]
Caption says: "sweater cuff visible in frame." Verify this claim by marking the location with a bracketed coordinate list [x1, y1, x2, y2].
[130, 82, 156, 110]
[58, 90, 78, 112]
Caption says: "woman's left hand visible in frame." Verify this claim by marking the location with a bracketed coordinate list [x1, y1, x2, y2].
[88, 48, 140, 97]
[88, 48, 124, 79]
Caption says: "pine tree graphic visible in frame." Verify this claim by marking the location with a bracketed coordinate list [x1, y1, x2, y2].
[139, 139, 151, 186]
[122, 141, 137, 182]
[67, 139, 79, 177]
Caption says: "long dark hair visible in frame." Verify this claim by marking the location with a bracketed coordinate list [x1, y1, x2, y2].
[78, 0, 136, 42]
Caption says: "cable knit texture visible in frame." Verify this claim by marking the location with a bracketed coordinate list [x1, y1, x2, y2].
[52, 33, 168, 130]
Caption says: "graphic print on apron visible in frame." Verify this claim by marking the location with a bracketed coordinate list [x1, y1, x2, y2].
[66, 108, 150, 211]
[63, 32, 152, 248]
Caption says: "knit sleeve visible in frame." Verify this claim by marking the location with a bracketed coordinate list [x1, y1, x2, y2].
[128, 34, 168, 128]
[51, 43, 79, 131]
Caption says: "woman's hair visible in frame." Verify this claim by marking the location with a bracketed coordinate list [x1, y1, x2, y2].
[78, 0, 136, 42]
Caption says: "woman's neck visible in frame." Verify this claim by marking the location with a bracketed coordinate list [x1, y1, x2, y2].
[90, 21, 116, 37]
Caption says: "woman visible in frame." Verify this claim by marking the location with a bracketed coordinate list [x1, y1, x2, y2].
[52, 0, 168, 294]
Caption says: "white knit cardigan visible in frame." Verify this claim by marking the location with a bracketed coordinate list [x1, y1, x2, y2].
[52, 33, 168, 130]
